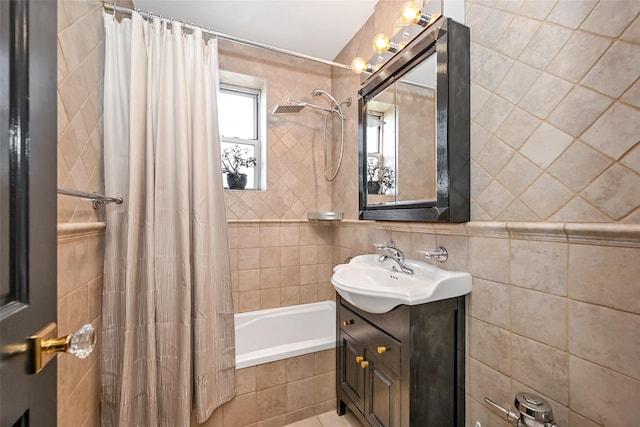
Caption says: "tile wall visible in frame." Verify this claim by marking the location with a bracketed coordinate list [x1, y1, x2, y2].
[56, 0, 132, 426]
[191, 350, 336, 427]
[56, 224, 104, 427]
[227, 220, 335, 313]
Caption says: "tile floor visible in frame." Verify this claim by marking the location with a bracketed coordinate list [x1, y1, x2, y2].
[284, 410, 363, 427]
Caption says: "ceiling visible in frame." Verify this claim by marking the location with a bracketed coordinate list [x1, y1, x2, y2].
[134, 0, 379, 61]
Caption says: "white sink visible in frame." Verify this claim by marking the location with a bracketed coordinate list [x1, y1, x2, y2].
[331, 254, 472, 314]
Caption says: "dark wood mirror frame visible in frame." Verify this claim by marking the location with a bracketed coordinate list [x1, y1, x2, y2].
[358, 17, 470, 222]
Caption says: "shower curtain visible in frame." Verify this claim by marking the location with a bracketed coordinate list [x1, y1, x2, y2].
[101, 12, 235, 427]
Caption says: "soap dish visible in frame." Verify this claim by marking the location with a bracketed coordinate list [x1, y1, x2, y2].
[307, 211, 343, 221]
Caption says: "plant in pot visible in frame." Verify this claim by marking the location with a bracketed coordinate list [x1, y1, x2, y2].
[221, 145, 257, 190]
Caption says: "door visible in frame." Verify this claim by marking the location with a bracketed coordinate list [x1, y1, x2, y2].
[364, 357, 401, 427]
[340, 332, 366, 414]
[1, 0, 58, 426]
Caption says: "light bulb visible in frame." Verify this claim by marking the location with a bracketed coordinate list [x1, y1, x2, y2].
[400, 1, 421, 25]
[351, 57, 370, 74]
[372, 33, 391, 53]
[400, 1, 432, 26]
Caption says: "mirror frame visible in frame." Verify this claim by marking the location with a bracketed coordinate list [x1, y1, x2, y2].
[358, 17, 470, 222]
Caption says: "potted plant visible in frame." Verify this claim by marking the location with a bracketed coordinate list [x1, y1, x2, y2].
[366, 158, 395, 195]
[221, 145, 257, 190]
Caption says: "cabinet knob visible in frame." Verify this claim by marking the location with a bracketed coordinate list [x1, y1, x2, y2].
[343, 319, 354, 326]
[360, 360, 370, 369]
[377, 345, 391, 354]
[355, 356, 364, 363]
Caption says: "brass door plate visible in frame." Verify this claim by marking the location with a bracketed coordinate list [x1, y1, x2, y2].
[27, 322, 58, 374]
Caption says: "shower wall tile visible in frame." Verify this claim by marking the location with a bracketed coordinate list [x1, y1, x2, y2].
[57, 0, 129, 223]
[230, 221, 335, 313]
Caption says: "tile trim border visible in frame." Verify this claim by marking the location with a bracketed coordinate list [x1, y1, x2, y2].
[57, 222, 106, 242]
[331, 220, 640, 247]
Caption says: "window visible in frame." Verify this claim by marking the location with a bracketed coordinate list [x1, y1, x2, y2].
[219, 83, 262, 190]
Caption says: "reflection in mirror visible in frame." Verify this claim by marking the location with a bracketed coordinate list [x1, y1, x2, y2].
[396, 55, 436, 204]
[366, 84, 396, 204]
[358, 17, 470, 222]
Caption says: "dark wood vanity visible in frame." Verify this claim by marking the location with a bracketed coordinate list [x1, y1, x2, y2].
[336, 296, 465, 427]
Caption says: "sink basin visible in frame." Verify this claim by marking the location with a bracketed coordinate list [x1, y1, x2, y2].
[331, 254, 472, 313]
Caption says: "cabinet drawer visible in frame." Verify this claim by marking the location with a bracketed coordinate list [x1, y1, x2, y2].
[339, 304, 369, 339]
[340, 304, 401, 375]
[365, 325, 400, 376]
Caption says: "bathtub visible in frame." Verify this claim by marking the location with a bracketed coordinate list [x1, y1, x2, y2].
[235, 301, 336, 369]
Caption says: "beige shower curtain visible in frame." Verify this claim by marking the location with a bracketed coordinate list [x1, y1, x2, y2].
[101, 12, 235, 427]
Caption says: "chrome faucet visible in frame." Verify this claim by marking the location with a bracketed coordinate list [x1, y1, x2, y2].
[374, 240, 414, 275]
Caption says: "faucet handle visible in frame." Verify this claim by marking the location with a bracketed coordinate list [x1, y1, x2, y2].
[418, 246, 448, 263]
[483, 398, 519, 425]
[373, 240, 395, 250]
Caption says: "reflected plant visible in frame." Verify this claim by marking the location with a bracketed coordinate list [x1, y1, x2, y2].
[367, 158, 395, 193]
[378, 165, 395, 192]
[367, 158, 379, 182]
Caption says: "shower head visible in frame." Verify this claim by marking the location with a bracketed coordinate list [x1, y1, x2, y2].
[272, 96, 335, 116]
[272, 104, 306, 114]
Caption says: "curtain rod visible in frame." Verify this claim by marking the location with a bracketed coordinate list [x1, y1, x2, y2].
[57, 187, 123, 209]
[103, 3, 352, 71]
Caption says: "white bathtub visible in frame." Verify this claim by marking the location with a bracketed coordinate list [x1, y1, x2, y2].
[235, 301, 336, 369]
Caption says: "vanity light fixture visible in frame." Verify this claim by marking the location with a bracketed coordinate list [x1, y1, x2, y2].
[400, 1, 434, 27]
[350, 1, 438, 74]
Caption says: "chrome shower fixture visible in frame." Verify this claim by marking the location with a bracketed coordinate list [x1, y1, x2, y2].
[272, 93, 350, 119]
[272, 89, 352, 182]
[271, 103, 306, 114]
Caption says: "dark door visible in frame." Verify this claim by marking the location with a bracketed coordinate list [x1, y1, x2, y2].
[0, 0, 58, 426]
[364, 357, 400, 427]
[340, 332, 366, 413]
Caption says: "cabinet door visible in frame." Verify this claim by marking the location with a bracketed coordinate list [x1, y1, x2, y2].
[340, 332, 366, 413]
[365, 357, 401, 427]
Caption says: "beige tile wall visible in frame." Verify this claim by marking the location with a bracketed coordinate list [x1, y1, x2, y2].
[56, 224, 105, 427]
[191, 349, 336, 427]
[227, 220, 335, 313]
[56, 0, 133, 426]
[333, 220, 640, 427]
[468, 0, 640, 222]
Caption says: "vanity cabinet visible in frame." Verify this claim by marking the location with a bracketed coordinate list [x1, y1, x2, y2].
[336, 296, 465, 427]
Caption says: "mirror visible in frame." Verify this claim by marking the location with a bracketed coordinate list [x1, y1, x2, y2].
[358, 17, 470, 222]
